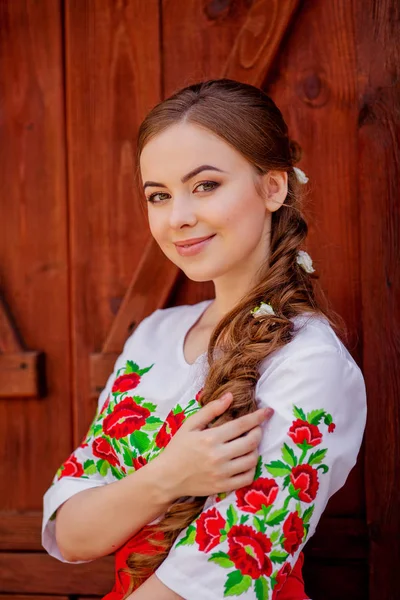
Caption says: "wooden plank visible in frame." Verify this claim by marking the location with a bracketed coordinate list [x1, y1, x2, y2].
[0, 352, 46, 398]
[0, 553, 114, 595]
[355, 1, 400, 598]
[0, 0, 72, 514]
[0, 294, 22, 352]
[102, 240, 178, 354]
[223, 0, 301, 87]
[0, 512, 42, 551]
[64, 0, 162, 444]
[0, 596, 68, 600]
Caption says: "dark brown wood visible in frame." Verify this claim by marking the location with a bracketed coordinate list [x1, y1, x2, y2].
[0, 351, 46, 398]
[0, 512, 42, 551]
[0, 553, 114, 595]
[0, 0, 72, 516]
[0, 596, 69, 600]
[223, 0, 301, 87]
[355, 0, 400, 598]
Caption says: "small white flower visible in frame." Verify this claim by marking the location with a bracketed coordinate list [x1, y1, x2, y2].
[293, 167, 309, 184]
[250, 302, 275, 319]
[296, 250, 315, 273]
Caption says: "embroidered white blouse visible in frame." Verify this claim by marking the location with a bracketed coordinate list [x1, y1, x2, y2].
[42, 299, 367, 600]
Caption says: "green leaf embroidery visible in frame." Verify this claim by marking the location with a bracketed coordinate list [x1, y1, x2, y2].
[130, 431, 151, 453]
[132, 396, 145, 405]
[125, 360, 139, 374]
[288, 482, 300, 499]
[282, 474, 290, 489]
[317, 464, 329, 474]
[142, 417, 163, 432]
[254, 516, 266, 533]
[224, 570, 252, 596]
[137, 364, 154, 376]
[122, 447, 133, 467]
[254, 576, 269, 600]
[266, 508, 288, 526]
[172, 404, 183, 415]
[281, 443, 297, 467]
[142, 402, 157, 412]
[254, 455, 263, 479]
[270, 530, 280, 544]
[261, 504, 273, 519]
[308, 448, 327, 465]
[97, 460, 110, 476]
[270, 550, 288, 564]
[239, 514, 250, 525]
[110, 465, 124, 480]
[176, 524, 196, 547]
[303, 505, 315, 524]
[208, 551, 234, 568]
[307, 409, 325, 425]
[293, 405, 306, 420]
[93, 424, 103, 436]
[266, 460, 291, 477]
[227, 505, 238, 529]
[324, 413, 333, 426]
[83, 459, 96, 475]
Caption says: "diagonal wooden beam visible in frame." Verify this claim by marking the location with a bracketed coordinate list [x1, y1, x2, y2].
[89, 238, 179, 395]
[222, 0, 301, 87]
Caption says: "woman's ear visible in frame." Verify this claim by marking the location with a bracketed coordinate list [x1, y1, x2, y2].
[261, 170, 288, 213]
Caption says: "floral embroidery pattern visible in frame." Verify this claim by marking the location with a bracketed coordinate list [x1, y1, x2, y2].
[175, 405, 335, 599]
[56, 360, 202, 482]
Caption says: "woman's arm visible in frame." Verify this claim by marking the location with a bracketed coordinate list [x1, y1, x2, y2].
[55, 455, 174, 562]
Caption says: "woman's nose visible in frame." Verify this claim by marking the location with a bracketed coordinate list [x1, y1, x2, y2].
[168, 197, 197, 229]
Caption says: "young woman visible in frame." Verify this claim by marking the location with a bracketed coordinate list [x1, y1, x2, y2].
[42, 79, 367, 600]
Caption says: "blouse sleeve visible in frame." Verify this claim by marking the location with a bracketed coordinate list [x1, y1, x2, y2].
[41, 312, 158, 563]
[155, 346, 367, 600]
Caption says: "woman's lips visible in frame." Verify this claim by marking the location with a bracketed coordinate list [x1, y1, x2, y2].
[174, 234, 216, 257]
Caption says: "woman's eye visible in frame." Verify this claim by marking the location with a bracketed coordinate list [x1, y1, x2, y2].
[195, 181, 219, 193]
[147, 192, 170, 204]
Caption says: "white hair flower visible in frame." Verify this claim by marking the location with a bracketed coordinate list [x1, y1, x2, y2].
[250, 302, 275, 319]
[296, 250, 315, 273]
[293, 167, 309, 184]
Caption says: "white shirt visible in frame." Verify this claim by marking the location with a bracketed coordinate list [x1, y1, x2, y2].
[42, 299, 367, 600]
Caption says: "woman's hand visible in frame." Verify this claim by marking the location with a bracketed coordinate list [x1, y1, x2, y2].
[154, 392, 273, 498]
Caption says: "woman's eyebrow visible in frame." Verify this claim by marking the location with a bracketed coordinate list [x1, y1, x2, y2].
[143, 164, 227, 191]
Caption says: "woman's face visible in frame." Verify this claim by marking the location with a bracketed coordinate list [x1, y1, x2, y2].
[139, 122, 286, 285]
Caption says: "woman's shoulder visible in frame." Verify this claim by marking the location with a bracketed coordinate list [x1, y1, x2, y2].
[258, 312, 362, 381]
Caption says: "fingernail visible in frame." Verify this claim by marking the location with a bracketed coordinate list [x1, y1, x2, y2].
[264, 407, 274, 418]
[220, 393, 231, 403]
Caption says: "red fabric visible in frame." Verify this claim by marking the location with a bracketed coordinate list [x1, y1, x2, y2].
[102, 525, 309, 600]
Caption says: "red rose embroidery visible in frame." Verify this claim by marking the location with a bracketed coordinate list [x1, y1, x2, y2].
[59, 455, 84, 479]
[133, 455, 148, 470]
[103, 398, 150, 439]
[227, 524, 272, 579]
[112, 373, 141, 394]
[328, 422, 336, 433]
[290, 464, 319, 503]
[236, 477, 279, 513]
[272, 562, 291, 599]
[195, 507, 226, 553]
[282, 511, 305, 554]
[288, 419, 322, 447]
[155, 410, 185, 448]
[92, 437, 119, 467]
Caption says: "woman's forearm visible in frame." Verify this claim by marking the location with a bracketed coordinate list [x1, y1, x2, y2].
[128, 574, 183, 600]
[55, 456, 176, 562]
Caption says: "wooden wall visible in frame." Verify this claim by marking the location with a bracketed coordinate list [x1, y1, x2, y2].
[0, 1, 398, 599]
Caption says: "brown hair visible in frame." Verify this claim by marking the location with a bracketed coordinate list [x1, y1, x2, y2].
[124, 78, 345, 592]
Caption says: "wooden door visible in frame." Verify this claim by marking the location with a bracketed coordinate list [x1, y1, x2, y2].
[0, 1, 398, 599]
